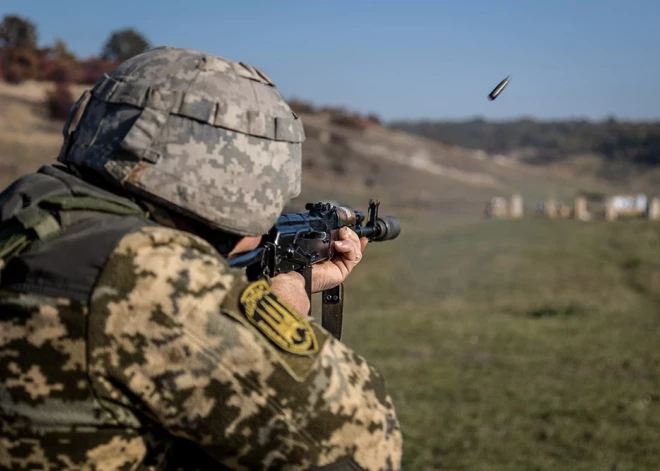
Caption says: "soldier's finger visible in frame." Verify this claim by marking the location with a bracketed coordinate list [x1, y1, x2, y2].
[342, 227, 361, 244]
[334, 239, 360, 262]
[345, 228, 366, 257]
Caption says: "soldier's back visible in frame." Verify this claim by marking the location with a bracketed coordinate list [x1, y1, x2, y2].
[0, 165, 402, 471]
[0, 165, 161, 469]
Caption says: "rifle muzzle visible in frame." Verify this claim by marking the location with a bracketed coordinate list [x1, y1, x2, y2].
[355, 216, 401, 242]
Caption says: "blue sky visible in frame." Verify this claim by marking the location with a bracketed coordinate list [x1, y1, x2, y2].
[3, 0, 660, 121]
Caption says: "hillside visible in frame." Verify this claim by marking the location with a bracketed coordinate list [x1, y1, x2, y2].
[0, 81, 88, 187]
[391, 118, 660, 191]
[0, 81, 621, 221]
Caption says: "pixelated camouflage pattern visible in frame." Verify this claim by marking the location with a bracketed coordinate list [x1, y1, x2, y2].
[0, 293, 154, 469]
[58, 47, 304, 236]
[88, 226, 402, 470]
[1, 224, 402, 470]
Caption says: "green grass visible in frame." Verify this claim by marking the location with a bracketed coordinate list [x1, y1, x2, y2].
[332, 218, 660, 470]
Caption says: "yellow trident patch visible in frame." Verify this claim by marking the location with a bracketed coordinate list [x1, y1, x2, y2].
[240, 280, 319, 356]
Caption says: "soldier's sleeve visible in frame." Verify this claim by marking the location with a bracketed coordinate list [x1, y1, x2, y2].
[88, 226, 402, 471]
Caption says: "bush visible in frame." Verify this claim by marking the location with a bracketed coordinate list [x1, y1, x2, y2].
[2, 47, 39, 83]
[367, 113, 382, 125]
[76, 58, 116, 84]
[46, 82, 74, 120]
[288, 98, 316, 115]
[4, 63, 24, 83]
[330, 112, 372, 131]
[50, 64, 74, 83]
[319, 106, 346, 117]
[39, 58, 74, 83]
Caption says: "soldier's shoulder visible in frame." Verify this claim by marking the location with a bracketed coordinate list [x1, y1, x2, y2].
[94, 225, 237, 301]
[113, 225, 224, 261]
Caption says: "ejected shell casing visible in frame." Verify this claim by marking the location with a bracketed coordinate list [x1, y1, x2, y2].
[488, 75, 511, 101]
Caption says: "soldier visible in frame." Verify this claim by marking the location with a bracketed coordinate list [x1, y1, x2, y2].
[0, 47, 402, 470]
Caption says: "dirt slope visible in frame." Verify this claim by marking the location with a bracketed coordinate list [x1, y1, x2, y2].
[0, 81, 614, 218]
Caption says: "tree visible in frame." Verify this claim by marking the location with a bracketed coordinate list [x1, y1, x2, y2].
[101, 28, 150, 62]
[0, 14, 37, 49]
[51, 38, 76, 62]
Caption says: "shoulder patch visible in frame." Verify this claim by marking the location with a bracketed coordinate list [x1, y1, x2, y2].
[240, 279, 318, 356]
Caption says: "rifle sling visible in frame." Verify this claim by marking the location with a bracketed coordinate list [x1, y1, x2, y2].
[322, 283, 344, 341]
[302, 265, 313, 317]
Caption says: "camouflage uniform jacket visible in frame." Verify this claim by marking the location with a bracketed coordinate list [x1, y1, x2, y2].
[0, 166, 403, 470]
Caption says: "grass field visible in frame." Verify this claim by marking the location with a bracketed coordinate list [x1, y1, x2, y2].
[333, 217, 660, 470]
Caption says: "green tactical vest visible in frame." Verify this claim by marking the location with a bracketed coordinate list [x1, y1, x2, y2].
[0, 164, 239, 470]
[0, 164, 152, 287]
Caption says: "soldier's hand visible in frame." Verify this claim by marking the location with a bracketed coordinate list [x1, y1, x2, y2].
[312, 227, 368, 293]
[270, 271, 311, 316]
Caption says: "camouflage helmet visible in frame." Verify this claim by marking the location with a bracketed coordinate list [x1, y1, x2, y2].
[58, 46, 304, 236]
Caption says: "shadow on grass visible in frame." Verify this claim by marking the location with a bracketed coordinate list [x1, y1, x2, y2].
[527, 302, 586, 319]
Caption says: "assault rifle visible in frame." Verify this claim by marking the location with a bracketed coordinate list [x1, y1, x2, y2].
[228, 200, 401, 340]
